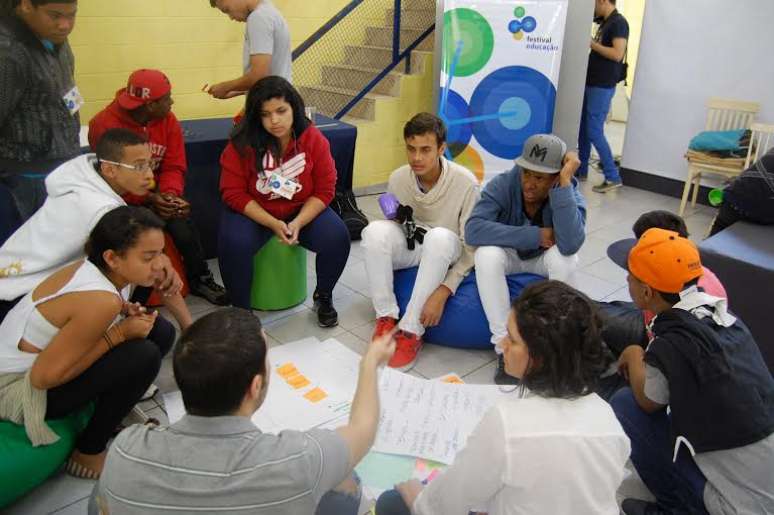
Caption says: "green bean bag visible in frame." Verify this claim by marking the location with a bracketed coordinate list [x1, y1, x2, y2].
[251, 236, 307, 311]
[0, 404, 93, 508]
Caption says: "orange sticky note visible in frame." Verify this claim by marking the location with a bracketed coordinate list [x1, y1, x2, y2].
[440, 374, 465, 384]
[277, 363, 298, 378]
[304, 388, 328, 403]
[287, 374, 310, 389]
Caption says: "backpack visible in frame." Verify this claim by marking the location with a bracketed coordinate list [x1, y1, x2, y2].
[331, 190, 369, 240]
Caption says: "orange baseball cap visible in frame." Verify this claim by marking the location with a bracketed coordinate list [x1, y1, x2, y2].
[627, 228, 704, 293]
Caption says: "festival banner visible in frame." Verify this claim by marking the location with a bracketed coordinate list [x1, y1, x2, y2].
[438, 0, 568, 181]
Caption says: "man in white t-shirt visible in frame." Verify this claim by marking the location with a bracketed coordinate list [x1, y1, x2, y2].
[207, 0, 291, 99]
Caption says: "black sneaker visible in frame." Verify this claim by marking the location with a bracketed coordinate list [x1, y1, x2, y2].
[494, 354, 520, 386]
[621, 499, 669, 515]
[313, 290, 338, 328]
[190, 274, 230, 306]
[592, 180, 623, 193]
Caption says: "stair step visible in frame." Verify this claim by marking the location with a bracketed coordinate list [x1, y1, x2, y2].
[343, 45, 428, 73]
[298, 84, 384, 121]
[384, 8, 436, 30]
[363, 25, 433, 52]
[320, 64, 402, 97]
[324, 63, 405, 76]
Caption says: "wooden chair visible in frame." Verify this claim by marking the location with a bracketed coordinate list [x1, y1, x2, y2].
[702, 122, 774, 238]
[744, 122, 774, 169]
[679, 98, 760, 216]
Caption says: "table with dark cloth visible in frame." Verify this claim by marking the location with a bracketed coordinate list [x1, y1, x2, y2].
[699, 221, 774, 372]
[181, 114, 357, 258]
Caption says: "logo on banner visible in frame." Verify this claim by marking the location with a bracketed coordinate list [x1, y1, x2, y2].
[508, 6, 537, 41]
[508, 6, 559, 52]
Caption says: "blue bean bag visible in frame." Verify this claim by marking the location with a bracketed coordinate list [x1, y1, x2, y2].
[0, 404, 94, 508]
[394, 267, 545, 349]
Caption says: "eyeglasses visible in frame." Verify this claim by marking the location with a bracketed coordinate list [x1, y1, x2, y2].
[100, 159, 153, 172]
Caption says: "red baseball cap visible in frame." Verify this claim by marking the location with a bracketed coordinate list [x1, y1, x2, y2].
[117, 69, 171, 110]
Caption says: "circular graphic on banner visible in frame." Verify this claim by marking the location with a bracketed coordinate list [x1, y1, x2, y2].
[439, 88, 473, 152]
[498, 97, 531, 130]
[442, 8, 494, 77]
[521, 16, 537, 33]
[470, 66, 557, 160]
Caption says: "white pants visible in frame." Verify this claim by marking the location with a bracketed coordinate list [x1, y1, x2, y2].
[362, 220, 461, 336]
[475, 245, 578, 347]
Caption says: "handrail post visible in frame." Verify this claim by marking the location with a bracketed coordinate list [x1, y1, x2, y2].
[392, 0, 401, 63]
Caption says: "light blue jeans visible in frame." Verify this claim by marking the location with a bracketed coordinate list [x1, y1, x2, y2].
[578, 86, 621, 183]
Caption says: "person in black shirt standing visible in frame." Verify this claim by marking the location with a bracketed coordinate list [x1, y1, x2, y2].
[0, 0, 80, 222]
[579, 0, 628, 193]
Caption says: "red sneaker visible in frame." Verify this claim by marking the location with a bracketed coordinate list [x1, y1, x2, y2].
[389, 331, 423, 371]
[372, 316, 398, 340]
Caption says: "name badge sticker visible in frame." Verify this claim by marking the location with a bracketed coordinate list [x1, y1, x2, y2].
[62, 86, 84, 115]
[268, 173, 300, 200]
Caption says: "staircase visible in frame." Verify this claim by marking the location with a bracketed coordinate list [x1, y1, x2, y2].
[296, 5, 435, 123]
[292, 1, 436, 188]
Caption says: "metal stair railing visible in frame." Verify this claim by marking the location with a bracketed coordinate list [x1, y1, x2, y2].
[292, 0, 435, 120]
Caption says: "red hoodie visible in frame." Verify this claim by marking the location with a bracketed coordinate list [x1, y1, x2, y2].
[219, 124, 337, 220]
[88, 98, 187, 202]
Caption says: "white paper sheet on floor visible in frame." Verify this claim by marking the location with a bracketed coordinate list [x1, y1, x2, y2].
[372, 367, 506, 464]
[163, 337, 506, 464]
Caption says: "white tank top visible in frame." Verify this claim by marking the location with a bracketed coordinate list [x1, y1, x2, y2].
[0, 260, 129, 374]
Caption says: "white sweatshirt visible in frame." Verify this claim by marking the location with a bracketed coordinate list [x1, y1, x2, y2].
[387, 158, 480, 292]
[0, 154, 125, 300]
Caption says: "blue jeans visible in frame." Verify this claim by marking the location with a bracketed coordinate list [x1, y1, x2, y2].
[376, 490, 479, 515]
[316, 475, 362, 515]
[0, 172, 48, 222]
[217, 206, 351, 309]
[610, 388, 709, 514]
[579, 86, 621, 183]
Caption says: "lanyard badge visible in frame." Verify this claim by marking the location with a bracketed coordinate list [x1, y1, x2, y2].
[257, 151, 307, 199]
[62, 86, 84, 115]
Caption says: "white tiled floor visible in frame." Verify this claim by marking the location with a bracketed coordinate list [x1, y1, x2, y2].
[5, 155, 717, 513]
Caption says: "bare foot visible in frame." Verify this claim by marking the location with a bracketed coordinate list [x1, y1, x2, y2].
[67, 449, 107, 479]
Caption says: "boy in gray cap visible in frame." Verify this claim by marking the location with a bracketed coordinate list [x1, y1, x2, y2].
[465, 134, 586, 384]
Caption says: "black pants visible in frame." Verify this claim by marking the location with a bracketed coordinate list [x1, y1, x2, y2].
[45, 315, 176, 454]
[709, 202, 743, 236]
[0, 181, 23, 245]
[0, 297, 22, 323]
[596, 300, 647, 358]
[165, 217, 209, 282]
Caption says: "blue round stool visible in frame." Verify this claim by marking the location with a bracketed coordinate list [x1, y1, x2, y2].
[393, 267, 545, 349]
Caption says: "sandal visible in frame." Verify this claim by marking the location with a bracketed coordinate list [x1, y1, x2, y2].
[65, 458, 100, 480]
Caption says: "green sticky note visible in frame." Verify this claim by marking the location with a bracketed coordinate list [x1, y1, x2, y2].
[355, 452, 416, 491]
